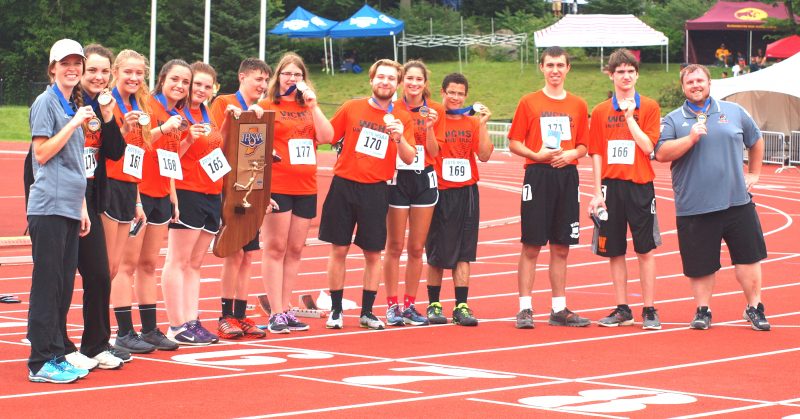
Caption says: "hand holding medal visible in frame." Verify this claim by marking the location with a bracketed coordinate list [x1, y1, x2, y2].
[473, 102, 492, 123]
[384, 113, 404, 142]
[96, 90, 115, 123]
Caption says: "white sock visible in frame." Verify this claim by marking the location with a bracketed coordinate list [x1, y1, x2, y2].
[519, 296, 532, 311]
[552, 296, 566, 312]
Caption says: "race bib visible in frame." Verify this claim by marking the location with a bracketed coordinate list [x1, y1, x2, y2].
[199, 148, 231, 182]
[540, 116, 572, 148]
[442, 158, 471, 183]
[157, 148, 183, 179]
[288, 138, 316, 165]
[396, 145, 425, 171]
[355, 127, 389, 159]
[607, 140, 635, 165]
[84, 147, 99, 178]
[122, 144, 144, 179]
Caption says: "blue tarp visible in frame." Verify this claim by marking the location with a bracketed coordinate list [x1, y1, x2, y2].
[269, 6, 338, 38]
[328, 5, 404, 39]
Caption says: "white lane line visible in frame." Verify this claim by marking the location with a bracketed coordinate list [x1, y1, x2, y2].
[669, 404, 775, 419]
[280, 374, 423, 394]
[466, 398, 627, 419]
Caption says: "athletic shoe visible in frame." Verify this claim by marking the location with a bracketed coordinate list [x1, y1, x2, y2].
[107, 345, 131, 363]
[386, 304, 405, 327]
[598, 307, 634, 327]
[57, 360, 89, 379]
[515, 308, 534, 329]
[326, 310, 343, 329]
[284, 311, 310, 331]
[114, 330, 156, 354]
[238, 317, 267, 339]
[642, 307, 662, 330]
[141, 328, 179, 350]
[743, 302, 770, 331]
[402, 305, 430, 326]
[268, 313, 290, 334]
[65, 351, 99, 371]
[188, 320, 219, 343]
[92, 350, 124, 370]
[452, 303, 478, 326]
[28, 360, 79, 384]
[167, 323, 211, 346]
[549, 308, 591, 327]
[217, 315, 244, 339]
[690, 306, 712, 330]
[359, 312, 385, 330]
[426, 302, 448, 325]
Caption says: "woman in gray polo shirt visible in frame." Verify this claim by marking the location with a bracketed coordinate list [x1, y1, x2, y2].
[26, 39, 93, 383]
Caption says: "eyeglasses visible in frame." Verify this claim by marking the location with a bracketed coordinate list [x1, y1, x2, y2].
[280, 72, 303, 78]
[444, 91, 466, 97]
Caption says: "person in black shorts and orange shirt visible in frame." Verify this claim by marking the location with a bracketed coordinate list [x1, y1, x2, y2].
[424, 73, 493, 326]
[508, 46, 591, 329]
[319, 59, 416, 330]
[587, 49, 663, 330]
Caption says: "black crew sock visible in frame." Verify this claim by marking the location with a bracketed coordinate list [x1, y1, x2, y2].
[233, 299, 247, 319]
[114, 306, 133, 336]
[330, 289, 344, 312]
[427, 285, 441, 303]
[139, 303, 157, 333]
[221, 298, 234, 317]
[361, 290, 377, 317]
[455, 287, 469, 306]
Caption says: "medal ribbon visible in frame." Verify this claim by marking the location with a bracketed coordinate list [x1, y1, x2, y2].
[183, 103, 210, 125]
[369, 97, 394, 114]
[280, 85, 297, 97]
[154, 93, 181, 117]
[111, 87, 141, 114]
[403, 96, 427, 113]
[685, 97, 711, 116]
[445, 105, 476, 116]
[235, 91, 250, 111]
[52, 84, 76, 117]
[612, 92, 641, 111]
[83, 91, 101, 114]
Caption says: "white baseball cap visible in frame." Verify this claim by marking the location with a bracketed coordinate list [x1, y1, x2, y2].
[49, 39, 85, 62]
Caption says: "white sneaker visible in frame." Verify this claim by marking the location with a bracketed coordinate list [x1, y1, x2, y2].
[326, 310, 343, 329]
[65, 351, 99, 371]
[359, 312, 385, 330]
[92, 350, 124, 370]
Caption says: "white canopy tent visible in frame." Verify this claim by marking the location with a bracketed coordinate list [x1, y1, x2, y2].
[533, 14, 670, 71]
[710, 53, 800, 134]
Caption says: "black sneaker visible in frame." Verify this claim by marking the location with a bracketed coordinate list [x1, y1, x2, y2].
[452, 303, 478, 326]
[549, 308, 591, 327]
[141, 328, 179, 351]
[114, 330, 156, 354]
[598, 307, 634, 327]
[743, 302, 770, 331]
[690, 306, 712, 330]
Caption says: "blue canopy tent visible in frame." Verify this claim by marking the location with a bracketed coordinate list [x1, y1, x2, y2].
[269, 6, 338, 73]
[328, 5, 405, 63]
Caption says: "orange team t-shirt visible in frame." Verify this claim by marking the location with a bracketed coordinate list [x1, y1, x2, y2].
[83, 119, 102, 180]
[507, 90, 589, 167]
[329, 98, 414, 183]
[107, 104, 146, 183]
[139, 95, 183, 198]
[393, 99, 446, 167]
[435, 115, 481, 190]
[209, 93, 256, 128]
[588, 94, 661, 184]
[258, 99, 318, 195]
[176, 105, 224, 194]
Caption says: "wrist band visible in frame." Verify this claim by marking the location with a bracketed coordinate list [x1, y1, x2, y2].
[135, 202, 143, 207]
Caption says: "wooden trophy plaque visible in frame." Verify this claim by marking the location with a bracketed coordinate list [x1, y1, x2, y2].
[213, 110, 275, 258]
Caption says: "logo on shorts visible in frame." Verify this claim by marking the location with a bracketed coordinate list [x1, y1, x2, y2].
[570, 222, 580, 239]
[240, 127, 264, 156]
[598, 235, 607, 253]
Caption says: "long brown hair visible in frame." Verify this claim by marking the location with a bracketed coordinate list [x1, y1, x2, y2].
[112, 49, 152, 145]
[266, 52, 313, 106]
[153, 59, 192, 110]
[47, 60, 85, 110]
[403, 60, 432, 100]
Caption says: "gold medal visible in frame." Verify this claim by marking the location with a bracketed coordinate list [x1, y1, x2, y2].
[418, 106, 430, 118]
[97, 92, 112, 106]
[179, 117, 190, 131]
[295, 81, 308, 92]
[383, 114, 395, 124]
[87, 117, 101, 132]
[697, 114, 707, 124]
[137, 113, 150, 126]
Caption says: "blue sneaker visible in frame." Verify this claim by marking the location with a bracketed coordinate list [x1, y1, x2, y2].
[167, 323, 211, 346]
[386, 304, 405, 327]
[189, 320, 219, 344]
[402, 305, 430, 326]
[57, 360, 89, 379]
[28, 359, 79, 384]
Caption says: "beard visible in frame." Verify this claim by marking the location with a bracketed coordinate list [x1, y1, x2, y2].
[372, 85, 395, 101]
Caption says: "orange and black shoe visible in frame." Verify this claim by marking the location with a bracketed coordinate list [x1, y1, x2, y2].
[237, 317, 267, 339]
[217, 315, 244, 339]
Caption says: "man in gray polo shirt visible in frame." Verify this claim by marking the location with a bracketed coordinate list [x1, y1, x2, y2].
[656, 64, 769, 331]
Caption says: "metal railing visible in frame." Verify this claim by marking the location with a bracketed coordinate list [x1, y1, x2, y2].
[790, 131, 800, 168]
[487, 121, 510, 151]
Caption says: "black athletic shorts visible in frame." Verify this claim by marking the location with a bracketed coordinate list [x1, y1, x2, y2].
[243, 231, 260, 251]
[425, 184, 479, 269]
[591, 179, 661, 257]
[271, 193, 317, 219]
[520, 164, 580, 246]
[676, 200, 767, 278]
[388, 166, 439, 208]
[141, 193, 172, 225]
[103, 178, 137, 223]
[171, 189, 221, 233]
[318, 175, 388, 252]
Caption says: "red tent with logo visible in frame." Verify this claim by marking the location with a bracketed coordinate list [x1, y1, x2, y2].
[766, 35, 800, 58]
[684, 1, 799, 64]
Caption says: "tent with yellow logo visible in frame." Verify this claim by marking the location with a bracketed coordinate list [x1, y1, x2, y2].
[684, 1, 799, 64]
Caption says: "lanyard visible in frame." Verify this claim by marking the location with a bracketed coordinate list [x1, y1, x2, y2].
[369, 97, 394, 114]
[111, 87, 140, 114]
[403, 96, 427, 112]
[154, 93, 181, 117]
[280, 85, 297, 97]
[52, 84, 76, 117]
[183, 103, 210, 124]
[235, 91, 250, 110]
[612, 92, 641, 111]
[83, 91, 100, 114]
[446, 105, 474, 115]
[686, 97, 711, 115]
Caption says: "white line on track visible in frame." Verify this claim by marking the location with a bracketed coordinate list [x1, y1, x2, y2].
[279, 374, 423, 394]
[466, 398, 627, 419]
